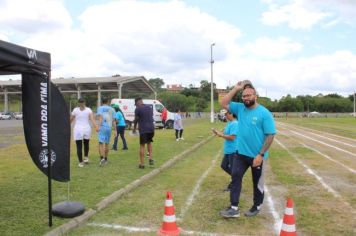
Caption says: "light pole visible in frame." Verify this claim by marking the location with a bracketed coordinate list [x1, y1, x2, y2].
[354, 91, 356, 117]
[210, 43, 215, 123]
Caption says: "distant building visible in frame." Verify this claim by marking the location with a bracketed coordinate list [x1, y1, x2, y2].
[216, 88, 228, 102]
[166, 84, 184, 93]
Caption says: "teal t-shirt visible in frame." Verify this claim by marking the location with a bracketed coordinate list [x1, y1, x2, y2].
[223, 120, 238, 154]
[229, 102, 276, 159]
[115, 111, 126, 126]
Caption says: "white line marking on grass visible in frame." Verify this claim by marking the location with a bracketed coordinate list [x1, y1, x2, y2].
[88, 223, 154, 233]
[88, 223, 244, 236]
[276, 138, 356, 216]
[288, 130, 356, 158]
[264, 185, 282, 235]
[278, 123, 356, 148]
[177, 149, 221, 221]
[275, 138, 341, 198]
[301, 143, 356, 174]
[277, 122, 356, 144]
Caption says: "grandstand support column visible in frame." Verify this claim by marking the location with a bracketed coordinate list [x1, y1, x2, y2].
[117, 83, 122, 98]
[4, 88, 8, 112]
[76, 84, 81, 99]
[97, 85, 101, 107]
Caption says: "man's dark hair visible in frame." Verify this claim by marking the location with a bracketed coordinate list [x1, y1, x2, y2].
[135, 97, 142, 105]
[102, 97, 109, 104]
[243, 86, 257, 95]
[243, 84, 254, 90]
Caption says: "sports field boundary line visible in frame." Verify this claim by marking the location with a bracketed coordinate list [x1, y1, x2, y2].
[275, 138, 356, 216]
[276, 130, 356, 174]
[278, 122, 356, 148]
[277, 122, 356, 143]
[177, 149, 221, 221]
[45, 135, 214, 236]
[87, 222, 246, 236]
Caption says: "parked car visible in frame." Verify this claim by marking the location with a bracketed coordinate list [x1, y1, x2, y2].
[0, 112, 12, 120]
[14, 112, 23, 120]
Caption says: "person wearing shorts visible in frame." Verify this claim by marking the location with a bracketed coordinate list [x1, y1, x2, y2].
[133, 97, 155, 169]
[70, 98, 97, 167]
[96, 98, 115, 166]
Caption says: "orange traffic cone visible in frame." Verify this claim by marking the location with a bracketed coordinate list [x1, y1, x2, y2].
[280, 198, 297, 236]
[158, 192, 180, 236]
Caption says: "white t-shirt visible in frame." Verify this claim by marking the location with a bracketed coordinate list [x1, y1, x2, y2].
[72, 107, 93, 129]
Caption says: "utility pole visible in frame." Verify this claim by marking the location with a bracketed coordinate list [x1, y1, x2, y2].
[354, 91, 356, 117]
[210, 43, 215, 123]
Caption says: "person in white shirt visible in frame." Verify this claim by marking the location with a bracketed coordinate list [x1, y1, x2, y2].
[173, 109, 184, 141]
[70, 98, 98, 167]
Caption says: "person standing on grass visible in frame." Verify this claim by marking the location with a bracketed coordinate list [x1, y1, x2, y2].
[111, 105, 128, 151]
[161, 107, 168, 129]
[96, 98, 115, 166]
[212, 111, 238, 191]
[70, 98, 97, 167]
[219, 80, 276, 218]
[174, 109, 184, 141]
[133, 97, 155, 169]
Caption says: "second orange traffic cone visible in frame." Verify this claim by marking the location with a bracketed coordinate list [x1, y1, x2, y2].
[158, 192, 180, 236]
[280, 198, 297, 236]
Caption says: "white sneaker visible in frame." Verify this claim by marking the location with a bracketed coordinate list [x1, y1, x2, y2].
[180, 137, 184, 140]
[176, 138, 180, 141]
[99, 159, 106, 167]
[78, 162, 84, 167]
[83, 157, 89, 163]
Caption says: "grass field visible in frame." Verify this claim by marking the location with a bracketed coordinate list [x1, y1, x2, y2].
[0, 117, 355, 235]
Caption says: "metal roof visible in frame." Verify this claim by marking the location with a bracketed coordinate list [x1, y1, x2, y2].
[0, 75, 156, 94]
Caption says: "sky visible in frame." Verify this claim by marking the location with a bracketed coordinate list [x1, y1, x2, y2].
[0, 0, 355, 100]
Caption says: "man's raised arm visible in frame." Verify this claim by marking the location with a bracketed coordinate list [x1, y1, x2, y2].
[220, 81, 244, 110]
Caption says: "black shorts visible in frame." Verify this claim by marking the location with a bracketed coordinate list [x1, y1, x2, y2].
[139, 132, 154, 144]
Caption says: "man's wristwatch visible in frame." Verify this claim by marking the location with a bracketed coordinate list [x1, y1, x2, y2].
[259, 152, 265, 157]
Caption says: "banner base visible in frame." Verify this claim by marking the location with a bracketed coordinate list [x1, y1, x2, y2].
[52, 201, 85, 218]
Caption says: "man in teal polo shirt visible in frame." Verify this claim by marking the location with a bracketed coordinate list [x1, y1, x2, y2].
[219, 80, 276, 218]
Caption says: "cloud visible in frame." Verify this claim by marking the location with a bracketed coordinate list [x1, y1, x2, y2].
[243, 36, 303, 59]
[224, 50, 356, 99]
[1, 0, 355, 100]
[261, 0, 356, 29]
[261, 0, 331, 29]
[0, 0, 72, 34]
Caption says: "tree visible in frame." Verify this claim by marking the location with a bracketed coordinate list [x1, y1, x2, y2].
[148, 78, 165, 91]
[180, 87, 200, 97]
[158, 91, 194, 112]
[199, 80, 218, 100]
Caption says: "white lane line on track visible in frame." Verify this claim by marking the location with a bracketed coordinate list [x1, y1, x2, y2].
[275, 138, 341, 198]
[276, 138, 356, 216]
[287, 129, 356, 158]
[264, 185, 282, 235]
[277, 122, 356, 144]
[278, 123, 356, 148]
[88, 223, 244, 236]
[276, 130, 356, 174]
[177, 149, 221, 222]
[301, 143, 356, 174]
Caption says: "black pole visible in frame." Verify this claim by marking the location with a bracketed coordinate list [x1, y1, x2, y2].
[47, 72, 52, 227]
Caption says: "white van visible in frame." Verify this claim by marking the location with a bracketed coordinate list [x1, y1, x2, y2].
[110, 99, 175, 129]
